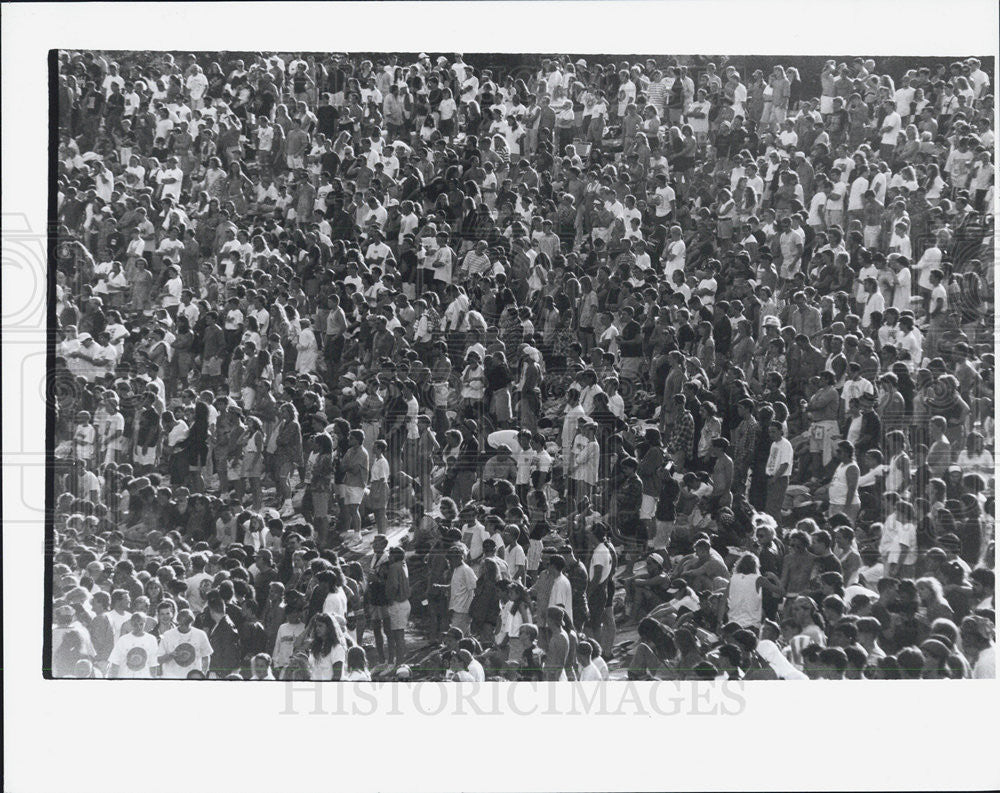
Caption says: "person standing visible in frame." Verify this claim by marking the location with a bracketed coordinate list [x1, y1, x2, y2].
[445, 545, 477, 634]
[586, 523, 616, 652]
[337, 429, 369, 536]
[731, 398, 759, 498]
[384, 546, 411, 666]
[547, 554, 574, 626]
[827, 441, 861, 523]
[763, 421, 793, 521]
[107, 612, 160, 679]
[205, 595, 241, 679]
[157, 608, 212, 679]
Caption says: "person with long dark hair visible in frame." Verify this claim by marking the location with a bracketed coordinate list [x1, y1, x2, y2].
[179, 399, 210, 492]
[304, 612, 345, 681]
[628, 617, 677, 680]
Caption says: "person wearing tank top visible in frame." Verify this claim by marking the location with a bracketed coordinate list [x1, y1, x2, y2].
[727, 554, 764, 628]
[827, 441, 861, 523]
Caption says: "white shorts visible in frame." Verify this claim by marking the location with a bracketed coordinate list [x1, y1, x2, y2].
[387, 600, 411, 631]
[343, 485, 365, 505]
[819, 96, 835, 115]
[640, 494, 657, 520]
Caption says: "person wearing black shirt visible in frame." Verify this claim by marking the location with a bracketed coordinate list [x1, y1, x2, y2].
[318, 90, 340, 137]
[712, 301, 733, 357]
[674, 312, 697, 355]
[326, 200, 356, 243]
[104, 83, 126, 134]
[618, 306, 644, 382]
[810, 530, 843, 578]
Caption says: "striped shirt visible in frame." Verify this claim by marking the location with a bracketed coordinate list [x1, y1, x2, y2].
[646, 80, 668, 115]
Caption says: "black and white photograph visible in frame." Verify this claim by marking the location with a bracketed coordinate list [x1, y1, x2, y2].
[3, 3, 1000, 792]
[45, 44, 998, 681]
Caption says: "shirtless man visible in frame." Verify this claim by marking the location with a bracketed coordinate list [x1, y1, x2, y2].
[543, 605, 569, 681]
[779, 528, 815, 599]
[708, 437, 734, 510]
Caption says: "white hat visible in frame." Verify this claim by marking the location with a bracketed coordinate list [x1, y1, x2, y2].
[77, 332, 93, 342]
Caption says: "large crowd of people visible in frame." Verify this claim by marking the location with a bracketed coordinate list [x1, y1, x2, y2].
[49, 49, 995, 682]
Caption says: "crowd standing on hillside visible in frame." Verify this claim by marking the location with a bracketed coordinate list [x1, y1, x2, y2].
[50, 50, 994, 681]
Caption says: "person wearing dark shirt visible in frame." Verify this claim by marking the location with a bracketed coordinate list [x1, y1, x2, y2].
[206, 596, 242, 678]
[317, 97, 339, 138]
[810, 530, 843, 580]
[320, 148, 341, 178]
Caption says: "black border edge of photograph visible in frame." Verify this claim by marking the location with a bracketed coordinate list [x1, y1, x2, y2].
[43, 47, 59, 679]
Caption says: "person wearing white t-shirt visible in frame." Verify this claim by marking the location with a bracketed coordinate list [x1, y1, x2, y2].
[186, 67, 209, 110]
[890, 256, 912, 313]
[306, 616, 347, 681]
[500, 526, 528, 583]
[688, 90, 711, 140]
[662, 226, 686, 281]
[860, 278, 884, 329]
[397, 204, 420, 244]
[185, 565, 212, 613]
[878, 101, 902, 162]
[154, 109, 175, 142]
[832, 155, 853, 183]
[697, 271, 719, 309]
[430, 235, 455, 286]
[927, 270, 948, 357]
[653, 175, 676, 220]
[744, 165, 765, 200]
[777, 218, 805, 280]
[157, 157, 184, 201]
[108, 612, 160, 678]
[160, 267, 183, 314]
[897, 316, 923, 371]
[617, 72, 636, 117]
[764, 423, 794, 521]
[842, 368, 875, 411]
[847, 167, 869, 219]
[460, 73, 480, 104]
[914, 234, 944, 293]
[731, 77, 748, 118]
[967, 58, 990, 98]
[893, 83, 915, 120]
[322, 580, 349, 620]
[807, 182, 828, 230]
[870, 167, 888, 205]
[158, 609, 212, 678]
[438, 89, 458, 139]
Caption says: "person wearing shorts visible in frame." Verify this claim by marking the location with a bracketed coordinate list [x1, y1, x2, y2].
[384, 547, 411, 666]
[809, 420, 841, 466]
[365, 535, 391, 662]
[806, 371, 841, 479]
[337, 429, 369, 535]
[342, 485, 365, 504]
[640, 494, 658, 533]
